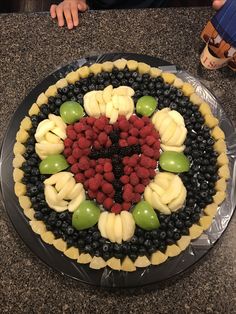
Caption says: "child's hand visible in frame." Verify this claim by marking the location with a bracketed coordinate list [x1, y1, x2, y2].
[212, 0, 226, 10]
[50, 0, 88, 29]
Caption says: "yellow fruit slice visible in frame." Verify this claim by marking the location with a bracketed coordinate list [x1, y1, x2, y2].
[214, 139, 227, 154]
[134, 255, 151, 267]
[150, 250, 168, 265]
[204, 203, 218, 217]
[149, 67, 162, 77]
[165, 244, 181, 257]
[77, 66, 90, 78]
[53, 238, 67, 252]
[161, 72, 176, 84]
[218, 164, 230, 179]
[199, 216, 213, 230]
[19, 195, 32, 210]
[173, 77, 183, 88]
[16, 129, 29, 143]
[30, 220, 46, 235]
[113, 58, 127, 70]
[127, 60, 138, 71]
[89, 256, 106, 269]
[13, 154, 26, 168]
[90, 63, 102, 75]
[138, 62, 150, 74]
[107, 257, 121, 270]
[211, 126, 225, 140]
[45, 84, 58, 97]
[65, 71, 79, 84]
[13, 168, 24, 182]
[64, 247, 79, 260]
[14, 182, 26, 197]
[189, 224, 203, 239]
[199, 102, 212, 116]
[121, 256, 136, 272]
[177, 235, 191, 251]
[23, 208, 36, 220]
[77, 253, 92, 264]
[28, 103, 40, 116]
[204, 114, 219, 128]
[217, 153, 229, 166]
[215, 178, 227, 192]
[41, 231, 55, 244]
[20, 117, 32, 131]
[213, 191, 226, 205]
[102, 61, 113, 72]
[190, 93, 203, 105]
[36, 92, 48, 106]
[182, 82, 195, 96]
[55, 78, 68, 89]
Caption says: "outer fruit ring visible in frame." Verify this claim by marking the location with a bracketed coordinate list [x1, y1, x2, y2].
[12, 58, 230, 272]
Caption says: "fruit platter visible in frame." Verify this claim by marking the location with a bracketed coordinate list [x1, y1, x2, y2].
[1, 53, 235, 288]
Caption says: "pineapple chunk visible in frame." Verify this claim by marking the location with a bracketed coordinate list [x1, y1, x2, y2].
[90, 256, 106, 269]
[134, 255, 151, 267]
[28, 103, 40, 116]
[19, 195, 32, 210]
[177, 236, 191, 251]
[101, 61, 113, 72]
[161, 72, 176, 84]
[182, 82, 195, 96]
[16, 129, 29, 143]
[215, 178, 227, 192]
[41, 231, 55, 244]
[217, 153, 229, 166]
[218, 164, 230, 179]
[138, 62, 150, 74]
[211, 126, 225, 140]
[55, 78, 68, 89]
[13, 142, 26, 155]
[199, 215, 213, 230]
[199, 102, 212, 116]
[65, 71, 79, 84]
[173, 78, 183, 88]
[213, 191, 226, 205]
[20, 117, 32, 131]
[127, 60, 138, 71]
[30, 220, 46, 235]
[13, 168, 24, 182]
[204, 203, 218, 216]
[89, 63, 102, 75]
[77, 65, 90, 78]
[113, 58, 127, 70]
[189, 224, 203, 239]
[14, 182, 26, 197]
[190, 93, 203, 106]
[64, 247, 79, 260]
[36, 92, 48, 107]
[53, 238, 67, 252]
[77, 253, 92, 264]
[165, 244, 181, 257]
[13, 154, 25, 168]
[204, 114, 219, 128]
[150, 250, 168, 265]
[214, 139, 227, 154]
[121, 256, 136, 272]
[45, 85, 58, 97]
[106, 257, 121, 270]
[23, 207, 36, 220]
[149, 67, 162, 78]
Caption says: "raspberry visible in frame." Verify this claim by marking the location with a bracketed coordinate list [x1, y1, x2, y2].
[90, 160, 96, 167]
[140, 125, 153, 138]
[104, 124, 113, 134]
[111, 203, 122, 214]
[119, 139, 128, 147]
[105, 138, 112, 147]
[102, 182, 114, 195]
[78, 156, 90, 170]
[142, 178, 150, 186]
[72, 147, 83, 159]
[98, 158, 106, 165]
[96, 191, 106, 204]
[153, 150, 160, 159]
[150, 159, 157, 168]
[72, 141, 79, 149]
[129, 127, 139, 137]
[94, 140, 102, 149]
[123, 190, 134, 202]
[122, 202, 131, 211]
[142, 145, 154, 157]
[133, 193, 141, 203]
[67, 155, 76, 165]
[129, 115, 138, 123]
[133, 119, 145, 129]
[66, 125, 74, 132]
[64, 147, 72, 157]
[85, 129, 93, 140]
[120, 132, 128, 139]
[120, 175, 129, 184]
[82, 148, 91, 156]
[84, 168, 95, 178]
[83, 179, 89, 189]
[134, 184, 145, 193]
[119, 119, 130, 131]
[88, 178, 100, 191]
[122, 156, 129, 165]
[86, 117, 96, 125]
[78, 137, 91, 149]
[95, 164, 104, 174]
[98, 132, 108, 145]
[124, 183, 133, 192]
[95, 173, 103, 182]
[149, 169, 156, 178]
[139, 139, 145, 146]
[74, 122, 86, 133]
[67, 129, 77, 140]
[75, 173, 85, 183]
[104, 172, 115, 182]
[136, 166, 149, 178]
[127, 136, 138, 145]
[103, 198, 113, 210]
[88, 190, 96, 199]
[142, 116, 150, 125]
[70, 163, 80, 174]
[146, 135, 156, 146]
[129, 173, 139, 186]
[64, 138, 73, 147]
[128, 156, 138, 167]
[152, 141, 160, 150]
[140, 155, 153, 168]
[124, 165, 133, 175]
[94, 119, 106, 131]
[104, 162, 112, 172]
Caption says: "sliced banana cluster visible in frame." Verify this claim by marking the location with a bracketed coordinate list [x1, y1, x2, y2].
[83, 85, 135, 123]
[35, 114, 67, 160]
[144, 172, 187, 214]
[152, 108, 187, 152]
[44, 172, 85, 212]
[98, 211, 135, 244]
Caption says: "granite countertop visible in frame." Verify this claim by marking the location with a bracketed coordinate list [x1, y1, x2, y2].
[0, 7, 236, 313]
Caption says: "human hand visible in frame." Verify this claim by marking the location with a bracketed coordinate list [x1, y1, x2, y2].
[212, 0, 226, 10]
[50, 0, 88, 29]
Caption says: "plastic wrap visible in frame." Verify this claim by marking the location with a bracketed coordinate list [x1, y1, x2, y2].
[0, 53, 235, 288]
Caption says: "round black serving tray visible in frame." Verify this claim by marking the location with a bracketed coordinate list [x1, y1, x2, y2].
[0, 53, 235, 288]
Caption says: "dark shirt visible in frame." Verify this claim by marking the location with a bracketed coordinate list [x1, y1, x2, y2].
[88, 0, 168, 9]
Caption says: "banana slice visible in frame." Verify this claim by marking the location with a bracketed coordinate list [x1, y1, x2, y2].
[98, 212, 109, 238]
[161, 120, 177, 143]
[160, 175, 183, 204]
[106, 213, 116, 243]
[114, 215, 123, 244]
[109, 108, 119, 124]
[149, 182, 165, 196]
[151, 191, 171, 215]
[68, 190, 86, 212]
[57, 177, 75, 200]
[168, 110, 185, 126]
[160, 143, 185, 152]
[105, 101, 114, 118]
[168, 185, 187, 211]
[103, 85, 113, 103]
[120, 211, 135, 241]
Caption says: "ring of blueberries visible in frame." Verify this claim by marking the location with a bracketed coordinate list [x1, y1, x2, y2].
[14, 61, 227, 270]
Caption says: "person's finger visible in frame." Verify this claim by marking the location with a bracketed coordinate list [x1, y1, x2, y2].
[212, 0, 226, 10]
[56, 5, 65, 27]
[78, 1, 88, 12]
[63, 5, 74, 29]
[70, 2, 79, 27]
[50, 4, 57, 19]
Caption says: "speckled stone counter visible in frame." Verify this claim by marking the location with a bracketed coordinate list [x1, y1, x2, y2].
[0, 8, 236, 314]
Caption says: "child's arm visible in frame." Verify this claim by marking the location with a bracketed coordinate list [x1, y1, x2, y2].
[50, 0, 88, 29]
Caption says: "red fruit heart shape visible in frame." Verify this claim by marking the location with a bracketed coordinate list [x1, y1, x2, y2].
[63, 115, 160, 214]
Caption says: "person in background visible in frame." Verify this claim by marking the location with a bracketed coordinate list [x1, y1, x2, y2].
[50, 0, 226, 29]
